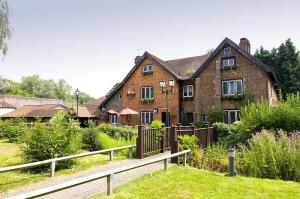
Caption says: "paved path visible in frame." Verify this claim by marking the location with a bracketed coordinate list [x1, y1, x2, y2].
[1, 152, 173, 199]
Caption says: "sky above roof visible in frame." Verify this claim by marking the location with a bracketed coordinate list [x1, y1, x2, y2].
[1, 0, 300, 98]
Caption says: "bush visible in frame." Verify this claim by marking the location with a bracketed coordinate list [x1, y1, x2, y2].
[0, 119, 29, 143]
[241, 93, 300, 133]
[213, 121, 248, 146]
[21, 112, 81, 169]
[150, 120, 164, 128]
[209, 107, 226, 124]
[97, 123, 136, 140]
[237, 130, 300, 181]
[194, 120, 203, 128]
[178, 135, 198, 152]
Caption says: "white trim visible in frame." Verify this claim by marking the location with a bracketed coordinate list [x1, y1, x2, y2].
[183, 85, 194, 97]
[143, 64, 153, 73]
[141, 87, 154, 100]
[225, 110, 240, 124]
[222, 79, 244, 96]
[140, 111, 153, 124]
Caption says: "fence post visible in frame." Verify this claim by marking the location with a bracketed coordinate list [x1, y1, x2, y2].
[128, 147, 133, 159]
[160, 129, 166, 153]
[183, 153, 187, 166]
[170, 125, 179, 164]
[136, 125, 144, 159]
[107, 173, 114, 195]
[177, 123, 181, 130]
[50, 161, 56, 177]
[204, 124, 209, 147]
[190, 124, 195, 136]
[109, 150, 113, 161]
[164, 158, 168, 170]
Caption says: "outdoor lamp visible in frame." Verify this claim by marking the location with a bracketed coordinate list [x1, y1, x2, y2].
[168, 79, 175, 87]
[159, 80, 166, 88]
[228, 147, 236, 176]
[75, 88, 80, 96]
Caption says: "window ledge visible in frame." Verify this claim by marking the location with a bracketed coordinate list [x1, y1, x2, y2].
[222, 95, 244, 99]
[142, 71, 153, 75]
[183, 96, 194, 99]
[221, 65, 237, 70]
[141, 98, 154, 104]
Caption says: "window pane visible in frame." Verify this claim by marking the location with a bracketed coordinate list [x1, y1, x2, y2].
[183, 86, 187, 97]
[230, 111, 236, 124]
[237, 80, 243, 95]
[188, 86, 193, 96]
[229, 81, 235, 95]
[224, 111, 229, 124]
[150, 87, 154, 98]
[229, 59, 234, 66]
[141, 88, 145, 99]
[222, 81, 228, 95]
[222, 59, 228, 67]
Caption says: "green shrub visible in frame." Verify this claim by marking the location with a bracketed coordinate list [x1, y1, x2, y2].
[237, 130, 300, 181]
[213, 121, 248, 146]
[241, 93, 300, 133]
[0, 119, 29, 143]
[201, 143, 229, 172]
[97, 123, 136, 140]
[209, 107, 226, 124]
[194, 120, 203, 128]
[150, 120, 164, 128]
[178, 135, 198, 152]
[21, 112, 81, 169]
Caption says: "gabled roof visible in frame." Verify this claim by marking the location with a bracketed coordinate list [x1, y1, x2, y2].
[99, 37, 277, 108]
[191, 37, 277, 83]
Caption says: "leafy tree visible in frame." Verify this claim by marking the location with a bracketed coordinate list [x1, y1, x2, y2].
[255, 39, 300, 97]
[0, 0, 11, 56]
[0, 77, 31, 96]
[74, 91, 94, 104]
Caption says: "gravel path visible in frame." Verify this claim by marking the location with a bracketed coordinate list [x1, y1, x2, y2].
[2, 152, 173, 199]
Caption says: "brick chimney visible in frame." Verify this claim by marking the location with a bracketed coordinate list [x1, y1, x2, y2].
[239, 38, 251, 54]
[135, 56, 142, 65]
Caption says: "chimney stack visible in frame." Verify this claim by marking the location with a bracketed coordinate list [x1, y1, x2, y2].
[135, 56, 142, 65]
[239, 38, 251, 54]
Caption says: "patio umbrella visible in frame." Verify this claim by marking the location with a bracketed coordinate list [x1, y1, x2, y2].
[119, 107, 138, 115]
[107, 109, 119, 116]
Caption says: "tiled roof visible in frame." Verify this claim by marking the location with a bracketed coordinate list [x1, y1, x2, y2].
[0, 94, 64, 108]
[0, 100, 15, 108]
[165, 55, 210, 79]
[1, 104, 96, 118]
[105, 84, 120, 97]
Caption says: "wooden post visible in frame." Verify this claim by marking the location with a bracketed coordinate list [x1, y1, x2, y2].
[204, 124, 209, 147]
[177, 123, 181, 130]
[183, 153, 187, 166]
[170, 125, 179, 164]
[107, 174, 113, 196]
[160, 129, 166, 153]
[109, 150, 113, 161]
[190, 124, 195, 136]
[50, 161, 56, 177]
[136, 125, 144, 159]
[164, 158, 168, 170]
[128, 147, 133, 159]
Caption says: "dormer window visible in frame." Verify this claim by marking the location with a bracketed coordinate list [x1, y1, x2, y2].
[221, 57, 236, 70]
[224, 47, 231, 54]
[143, 64, 153, 74]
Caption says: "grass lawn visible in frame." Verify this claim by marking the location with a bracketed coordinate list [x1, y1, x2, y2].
[0, 139, 125, 193]
[94, 166, 300, 199]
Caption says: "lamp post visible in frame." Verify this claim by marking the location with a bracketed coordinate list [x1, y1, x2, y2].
[75, 88, 80, 118]
[228, 147, 236, 176]
[159, 79, 174, 127]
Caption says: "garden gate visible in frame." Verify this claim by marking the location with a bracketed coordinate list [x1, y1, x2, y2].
[136, 123, 216, 159]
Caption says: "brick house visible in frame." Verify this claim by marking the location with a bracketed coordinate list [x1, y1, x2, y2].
[99, 37, 277, 126]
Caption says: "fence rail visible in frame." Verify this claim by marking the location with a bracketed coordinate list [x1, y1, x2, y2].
[0, 145, 136, 177]
[9, 150, 190, 199]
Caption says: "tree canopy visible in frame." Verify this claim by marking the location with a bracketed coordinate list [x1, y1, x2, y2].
[0, 75, 94, 104]
[254, 39, 300, 97]
[0, 0, 11, 56]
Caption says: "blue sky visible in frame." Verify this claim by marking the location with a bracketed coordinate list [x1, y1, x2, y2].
[1, 0, 300, 98]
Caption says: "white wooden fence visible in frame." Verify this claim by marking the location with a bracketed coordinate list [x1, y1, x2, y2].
[0, 145, 136, 177]
[8, 150, 190, 199]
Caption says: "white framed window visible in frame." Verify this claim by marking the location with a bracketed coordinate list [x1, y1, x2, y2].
[222, 57, 235, 69]
[222, 79, 244, 96]
[141, 87, 154, 99]
[141, 112, 153, 124]
[201, 115, 209, 123]
[183, 85, 193, 97]
[224, 47, 232, 54]
[109, 114, 118, 124]
[225, 110, 240, 124]
[143, 64, 153, 73]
